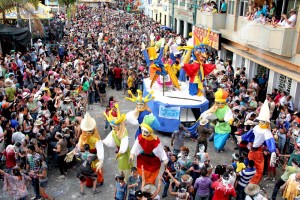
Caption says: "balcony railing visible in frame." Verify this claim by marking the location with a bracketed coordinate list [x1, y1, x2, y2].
[239, 19, 295, 57]
[196, 11, 226, 30]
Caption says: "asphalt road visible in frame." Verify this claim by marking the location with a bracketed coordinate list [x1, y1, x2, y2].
[0, 88, 282, 200]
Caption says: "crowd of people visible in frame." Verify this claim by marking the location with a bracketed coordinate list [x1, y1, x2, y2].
[0, 2, 300, 200]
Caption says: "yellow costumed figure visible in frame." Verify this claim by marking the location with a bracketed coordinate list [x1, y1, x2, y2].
[103, 104, 132, 179]
[65, 113, 104, 187]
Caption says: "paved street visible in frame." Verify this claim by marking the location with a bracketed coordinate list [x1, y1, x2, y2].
[0, 88, 281, 199]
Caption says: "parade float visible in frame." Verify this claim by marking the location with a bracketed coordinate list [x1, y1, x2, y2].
[142, 26, 218, 135]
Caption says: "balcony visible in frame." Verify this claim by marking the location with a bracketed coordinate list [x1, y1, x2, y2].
[239, 19, 295, 57]
[196, 11, 226, 30]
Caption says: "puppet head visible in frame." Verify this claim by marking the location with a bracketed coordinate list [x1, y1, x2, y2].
[125, 90, 155, 111]
[80, 112, 96, 133]
[103, 104, 126, 137]
[256, 100, 270, 129]
[140, 114, 160, 140]
[214, 88, 228, 108]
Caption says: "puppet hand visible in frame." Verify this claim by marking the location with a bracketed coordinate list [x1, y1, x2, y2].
[160, 40, 165, 48]
[64, 151, 74, 162]
[150, 33, 155, 41]
[141, 42, 146, 51]
[96, 160, 103, 172]
[163, 160, 168, 166]
[130, 154, 135, 162]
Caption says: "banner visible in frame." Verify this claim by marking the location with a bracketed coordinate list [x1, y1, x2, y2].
[159, 105, 180, 120]
[45, 0, 58, 6]
[193, 26, 221, 50]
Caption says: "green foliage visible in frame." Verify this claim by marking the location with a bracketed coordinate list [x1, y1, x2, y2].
[58, 0, 77, 7]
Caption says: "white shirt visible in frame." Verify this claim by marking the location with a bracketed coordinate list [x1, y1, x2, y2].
[245, 193, 268, 200]
[285, 14, 297, 28]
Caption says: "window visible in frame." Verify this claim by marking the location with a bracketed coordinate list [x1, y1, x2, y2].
[239, 0, 248, 16]
[228, 0, 235, 15]
[278, 74, 292, 93]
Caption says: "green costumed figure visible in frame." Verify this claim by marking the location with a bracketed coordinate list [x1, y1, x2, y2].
[103, 104, 132, 179]
[201, 88, 233, 152]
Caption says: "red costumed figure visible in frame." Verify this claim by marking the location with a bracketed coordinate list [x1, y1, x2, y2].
[130, 114, 168, 184]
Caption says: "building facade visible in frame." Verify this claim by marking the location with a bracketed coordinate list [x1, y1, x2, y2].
[147, 0, 300, 109]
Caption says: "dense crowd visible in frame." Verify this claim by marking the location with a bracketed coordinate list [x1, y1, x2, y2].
[0, 2, 300, 200]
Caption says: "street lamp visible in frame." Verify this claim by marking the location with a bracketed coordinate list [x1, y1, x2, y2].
[171, 0, 174, 30]
[193, 0, 197, 25]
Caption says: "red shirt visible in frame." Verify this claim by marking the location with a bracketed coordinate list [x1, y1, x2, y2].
[113, 67, 122, 79]
[3, 149, 16, 169]
[211, 181, 236, 200]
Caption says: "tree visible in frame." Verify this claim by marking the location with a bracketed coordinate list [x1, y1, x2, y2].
[0, 0, 44, 35]
[58, 0, 76, 22]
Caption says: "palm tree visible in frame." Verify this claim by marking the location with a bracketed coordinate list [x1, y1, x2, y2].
[0, 0, 44, 35]
[58, 0, 76, 23]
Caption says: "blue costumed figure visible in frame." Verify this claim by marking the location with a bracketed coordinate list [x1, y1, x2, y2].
[201, 88, 233, 152]
[241, 100, 276, 184]
[125, 89, 155, 139]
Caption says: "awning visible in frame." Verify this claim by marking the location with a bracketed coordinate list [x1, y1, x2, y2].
[0, 3, 53, 19]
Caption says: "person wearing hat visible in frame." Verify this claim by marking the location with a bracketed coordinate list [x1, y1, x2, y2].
[65, 113, 104, 187]
[4, 79, 16, 103]
[271, 157, 300, 200]
[201, 88, 234, 152]
[242, 100, 276, 184]
[130, 114, 168, 184]
[103, 104, 132, 179]
[125, 89, 154, 139]
[195, 118, 212, 154]
[244, 184, 268, 200]
[281, 8, 297, 28]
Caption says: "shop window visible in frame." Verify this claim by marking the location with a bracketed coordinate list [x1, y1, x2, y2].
[228, 0, 235, 15]
[278, 74, 292, 93]
[239, 0, 248, 16]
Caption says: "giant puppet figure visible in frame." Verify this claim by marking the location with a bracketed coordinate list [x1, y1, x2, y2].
[201, 89, 233, 152]
[103, 104, 132, 179]
[65, 113, 104, 186]
[242, 100, 276, 184]
[126, 89, 155, 139]
[130, 114, 168, 184]
[141, 34, 180, 90]
[179, 29, 215, 96]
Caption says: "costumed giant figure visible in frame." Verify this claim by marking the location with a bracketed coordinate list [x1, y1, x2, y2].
[126, 89, 154, 139]
[130, 114, 168, 184]
[242, 100, 276, 184]
[65, 113, 104, 187]
[201, 88, 233, 152]
[103, 104, 132, 179]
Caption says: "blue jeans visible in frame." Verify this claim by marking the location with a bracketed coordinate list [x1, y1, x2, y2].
[195, 193, 209, 200]
[235, 184, 245, 200]
[162, 180, 170, 196]
[32, 177, 41, 198]
[30, 113, 38, 121]
[278, 133, 286, 154]
[88, 91, 95, 105]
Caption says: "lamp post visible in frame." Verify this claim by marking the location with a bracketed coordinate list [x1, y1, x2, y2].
[171, 0, 175, 30]
[193, 0, 197, 25]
